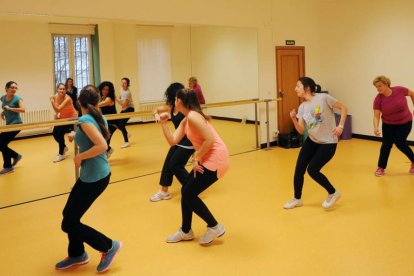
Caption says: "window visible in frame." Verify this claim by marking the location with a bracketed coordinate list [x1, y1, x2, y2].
[53, 35, 93, 90]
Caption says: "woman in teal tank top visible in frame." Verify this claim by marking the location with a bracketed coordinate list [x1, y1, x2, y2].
[55, 85, 122, 273]
[0, 81, 25, 175]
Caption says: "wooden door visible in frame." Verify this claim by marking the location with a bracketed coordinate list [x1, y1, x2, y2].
[276, 46, 305, 134]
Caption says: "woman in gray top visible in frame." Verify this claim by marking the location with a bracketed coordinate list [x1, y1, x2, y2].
[284, 77, 347, 210]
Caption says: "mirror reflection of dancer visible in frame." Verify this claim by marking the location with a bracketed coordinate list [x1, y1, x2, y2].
[55, 85, 122, 273]
[0, 81, 25, 175]
[150, 83, 195, 202]
[50, 83, 78, 163]
[98, 81, 127, 158]
[372, 75, 414, 177]
[284, 77, 347, 210]
[158, 89, 229, 245]
[115, 77, 134, 148]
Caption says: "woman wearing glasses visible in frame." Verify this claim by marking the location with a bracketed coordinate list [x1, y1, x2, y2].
[0, 81, 25, 175]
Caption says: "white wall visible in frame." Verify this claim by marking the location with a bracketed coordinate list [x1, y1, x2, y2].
[0, 20, 54, 111]
[317, 0, 414, 140]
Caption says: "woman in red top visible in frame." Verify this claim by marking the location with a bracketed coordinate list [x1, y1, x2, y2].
[50, 83, 78, 163]
[373, 75, 414, 176]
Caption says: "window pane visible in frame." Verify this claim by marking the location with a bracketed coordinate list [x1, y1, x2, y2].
[53, 36, 69, 87]
[74, 36, 90, 89]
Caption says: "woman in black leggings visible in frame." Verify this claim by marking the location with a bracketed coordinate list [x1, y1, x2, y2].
[150, 83, 194, 202]
[0, 81, 25, 175]
[284, 77, 348, 210]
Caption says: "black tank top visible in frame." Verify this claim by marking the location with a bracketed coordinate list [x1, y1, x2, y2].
[171, 109, 192, 147]
[100, 98, 117, 115]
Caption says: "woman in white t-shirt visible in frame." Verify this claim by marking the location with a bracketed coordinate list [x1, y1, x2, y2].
[284, 77, 347, 210]
[115, 77, 134, 148]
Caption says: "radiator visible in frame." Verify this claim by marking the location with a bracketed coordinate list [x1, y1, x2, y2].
[0, 109, 53, 137]
[131, 101, 164, 123]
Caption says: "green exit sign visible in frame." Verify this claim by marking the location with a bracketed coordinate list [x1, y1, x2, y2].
[285, 40, 295, 45]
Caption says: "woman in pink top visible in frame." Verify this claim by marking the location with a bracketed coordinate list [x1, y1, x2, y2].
[373, 76, 414, 176]
[188, 76, 206, 104]
[50, 83, 78, 163]
[159, 88, 229, 245]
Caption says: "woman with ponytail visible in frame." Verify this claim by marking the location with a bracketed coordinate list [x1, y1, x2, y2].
[284, 77, 347, 210]
[158, 88, 229, 245]
[55, 85, 122, 273]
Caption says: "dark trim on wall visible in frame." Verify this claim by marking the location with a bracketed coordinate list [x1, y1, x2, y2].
[211, 116, 258, 125]
[352, 133, 414, 145]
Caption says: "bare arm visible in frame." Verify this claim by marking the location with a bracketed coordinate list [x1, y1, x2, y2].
[97, 97, 114, 108]
[50, 95, 72, 113]
[332, 101, 348, 137]
[408, 89, 414, 107]
[3, 99, 25, 113]
[373, 109, 381, 136]
[160, 117, 185, 146]
[73, 123, 108, 168]
[290, 109, 305, 134]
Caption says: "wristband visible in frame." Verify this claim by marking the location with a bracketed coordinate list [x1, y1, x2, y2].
[338, 124, 344, 129]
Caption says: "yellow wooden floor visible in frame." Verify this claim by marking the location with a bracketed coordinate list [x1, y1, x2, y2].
[0, 120, 414, 275]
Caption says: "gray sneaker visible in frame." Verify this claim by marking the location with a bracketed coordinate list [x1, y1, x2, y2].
[283, 198, 303, 209]
[55, 252, 89, 270]
[166, 228, 194, 243]
[199, 224, 225, 245]
[322, 190, 341, 209]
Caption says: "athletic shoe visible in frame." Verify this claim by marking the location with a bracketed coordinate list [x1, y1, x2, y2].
[410, 163, 414, 174]
[0, 167, 14, 175]
[53, 154, 65, 163]
[166, 228, 194, 243]
[283, 198, 303, 209]
[322, 190, 341, 209]
[375, 167, 385, 177]
[97, 240, 122, 273]
[120, 142, 130, 148]
[107, 148, 114, 158]
[150, 190, 172, 202]
[199, 224, 225, 245]
[12, 154, 22, 167]
[55, 252, 89, 270]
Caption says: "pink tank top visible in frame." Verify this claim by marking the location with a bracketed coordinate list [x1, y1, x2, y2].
[185, 111, 229, 178]
[57, 95, 78, 119]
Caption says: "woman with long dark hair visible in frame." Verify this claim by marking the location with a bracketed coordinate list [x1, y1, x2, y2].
[158, 88, 229, 245]
[150, 82, 194, 202]
[55, 85, 121, 273]
[284, 77, 347, 210]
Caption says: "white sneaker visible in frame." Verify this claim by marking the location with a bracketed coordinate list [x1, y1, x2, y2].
[107, 148, 114, 158]
[199, 224, 225, 245]
[120, 142, 130, 148]
[53, 154, 66, 163]
[283, 198, 303, 209]
[150, 190, 172, 202]
[166, 228, 194, 243]
[322, 190, 341, 209]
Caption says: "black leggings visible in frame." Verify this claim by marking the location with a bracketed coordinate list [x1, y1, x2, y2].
[118, 107, 134, 142]
[181, 167, 219, 233]
[0, 130, 20, 168]
[378, 121, 414, 169]
[293, 138, 337, 199]
[160, 145, 194, 186]
[61, 173, 112, 257]
[52, 125, 74, 155]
